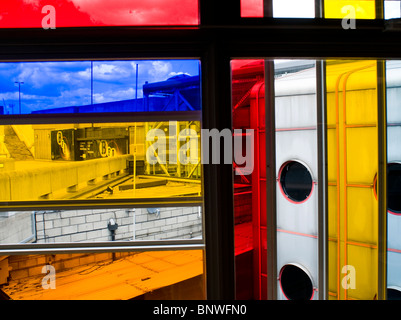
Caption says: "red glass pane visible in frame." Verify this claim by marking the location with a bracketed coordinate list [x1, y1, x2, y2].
[241, 0, 264, 17]
[232, 59, 266, 300]
[0, 0, 199, 28]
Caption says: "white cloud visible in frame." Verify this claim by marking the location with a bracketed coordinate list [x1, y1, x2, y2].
[168, 71, 191, 78]
[148, 61, 172, 81]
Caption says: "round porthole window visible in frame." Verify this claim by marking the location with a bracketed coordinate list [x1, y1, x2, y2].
[388, 163, 401, 214]
[279, 264, 314, 300]
[388, 287, 401, 300]
[372, 163, 401, 214]
[279, 161, 313, 203]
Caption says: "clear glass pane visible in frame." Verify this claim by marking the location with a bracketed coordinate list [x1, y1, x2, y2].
[385, 1, 401, 19]
[0, 60, 200, 115]
[0, 250, 205, 300]
[0, 206, 203, 244]
[0, 121, 202, 203]
[273, 0, 315, 18]
[0, 0, 199, 28]
[275, 59, 318, 300]
[386, 60, 401, 299]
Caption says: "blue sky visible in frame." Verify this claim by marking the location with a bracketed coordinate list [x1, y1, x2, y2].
[0, 59, 200, 114]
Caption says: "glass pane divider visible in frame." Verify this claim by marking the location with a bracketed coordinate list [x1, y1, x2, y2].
[0, 239, 205, 255]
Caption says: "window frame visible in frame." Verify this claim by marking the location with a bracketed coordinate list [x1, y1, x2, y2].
[0, 0, 395, 300]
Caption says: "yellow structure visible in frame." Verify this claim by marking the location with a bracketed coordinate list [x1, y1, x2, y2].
[326, 60, 379, 299]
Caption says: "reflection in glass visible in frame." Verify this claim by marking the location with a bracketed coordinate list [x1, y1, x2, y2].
[0, 121, 202, 202]
[386, 60, 401, 299]
[279, 264, 314, 300]
[0, 250, 205, 300]
[279, 161, 313, 203]
[326, 60, 379, 300]
[275, 60, 318, 300]
[0, 206, 203, 245]
[0, 60, 200, 115]
[231, 59, 265, 299]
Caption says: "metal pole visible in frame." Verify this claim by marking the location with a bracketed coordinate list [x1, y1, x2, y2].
[377, 60, 387, 300]
[316, 60, 328, 300]
[135, 63, 138, 100]
[15, 81, 24, 114]
[265, 60, 277, 300]
[18, 84, 21, 114]
[135, 63, 139, 110]
[91, 61, 93, 105]
[315, 0, 324, 18]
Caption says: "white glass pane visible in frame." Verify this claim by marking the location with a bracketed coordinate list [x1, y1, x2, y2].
[273, 0, 315, 18]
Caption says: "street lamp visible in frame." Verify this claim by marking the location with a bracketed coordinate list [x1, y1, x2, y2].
[14, 81, 24, 114]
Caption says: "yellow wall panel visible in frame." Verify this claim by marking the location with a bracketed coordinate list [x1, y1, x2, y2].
[346, 127, 378, 183]
[328, 240, 339, 299]
[328, 186, 338, 239]
[324, 0, 376, 19]
[327, 129, 338, 182]
[347, 187, 378, 243]
[345, 90, 378, 125]
[347, 245, 378, 300]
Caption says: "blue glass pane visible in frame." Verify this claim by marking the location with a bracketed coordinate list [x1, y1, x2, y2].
[0, 60, 201, 115]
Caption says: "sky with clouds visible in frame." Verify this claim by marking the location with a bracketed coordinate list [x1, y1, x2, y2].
[0, 60, 200, 114]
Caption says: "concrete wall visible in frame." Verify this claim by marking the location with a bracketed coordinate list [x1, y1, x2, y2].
[0, 212, 33, 244]
[0, 155, 130, 201]
[34, 206, 202, 243]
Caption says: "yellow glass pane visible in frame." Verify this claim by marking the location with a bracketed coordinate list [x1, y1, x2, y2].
[0, 121, 202, 203]
[0, 250, 205, 300]
[326, 60, 379, 300]
[324, 0, 376, 19]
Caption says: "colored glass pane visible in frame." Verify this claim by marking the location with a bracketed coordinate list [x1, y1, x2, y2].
[326, 60, 379, 300]
[324, 0, 376, 19]
[231, 59, 266, 299]
[0, 251, 205, 300]
[0, 60, 200, 115]
[0, 121, 202, 203]
[241, 0, 315, 18]
[0, 0, 199, 28]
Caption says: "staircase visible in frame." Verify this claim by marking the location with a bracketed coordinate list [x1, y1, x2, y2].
[4, 125, 33, 160]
